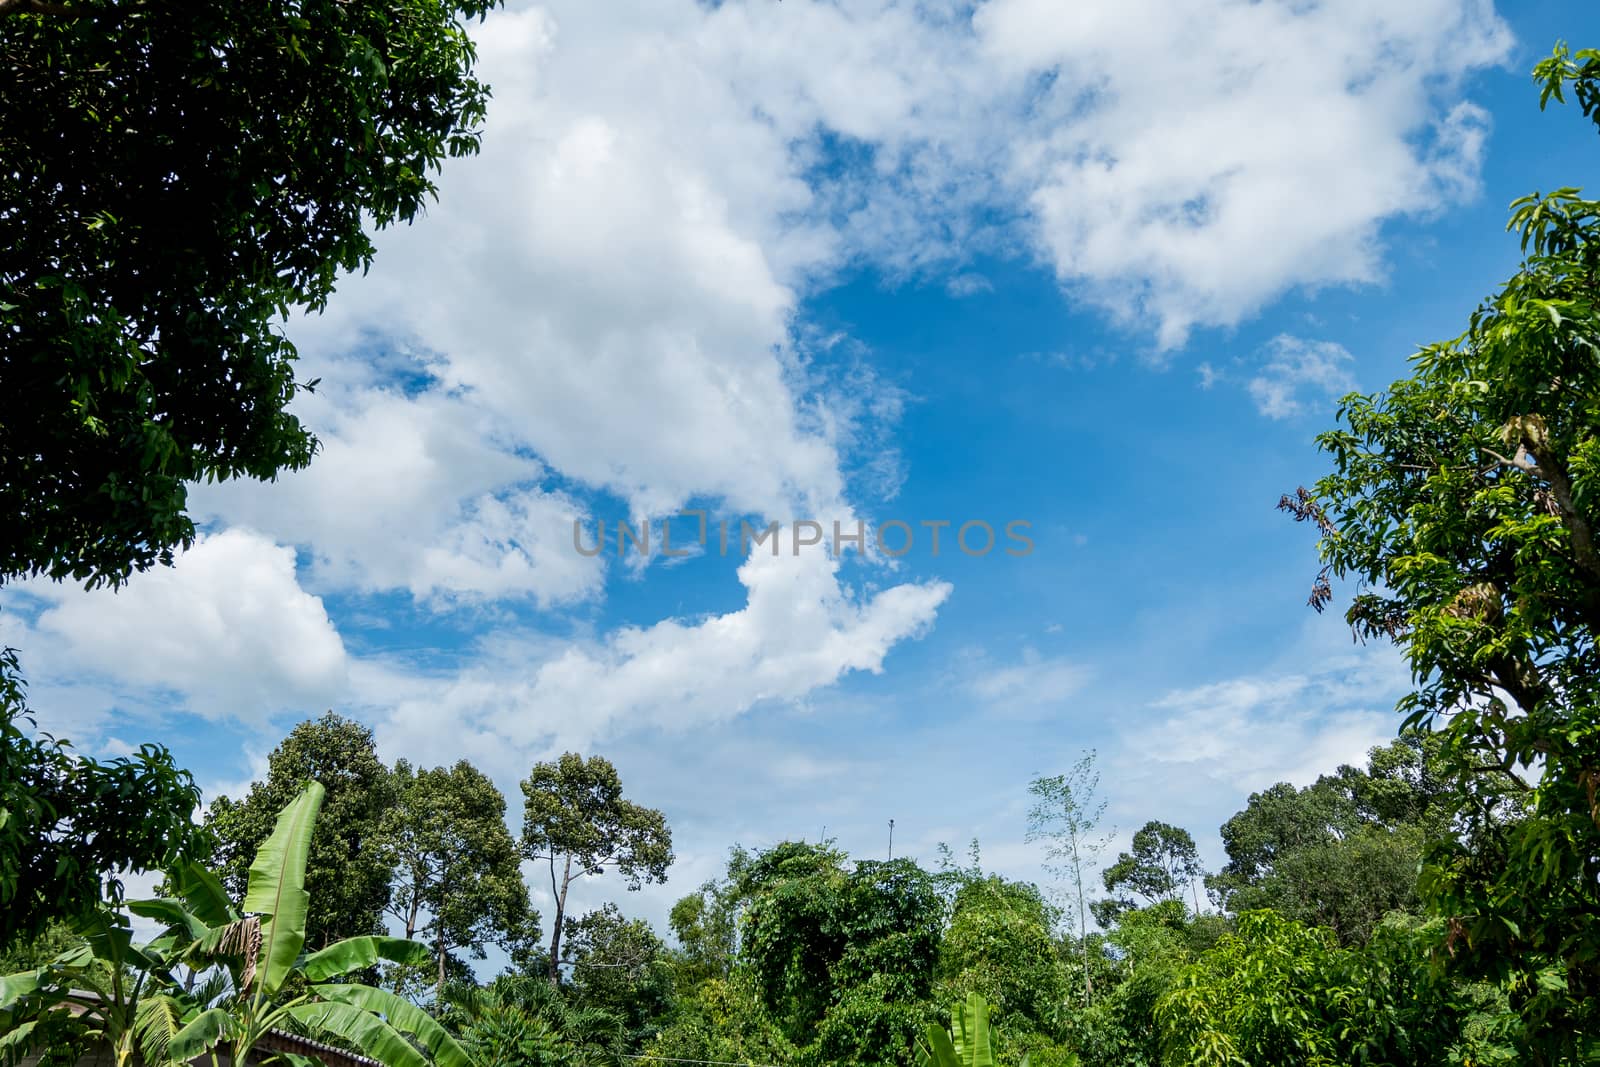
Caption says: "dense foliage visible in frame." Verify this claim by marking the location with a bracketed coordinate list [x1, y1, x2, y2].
[0, 647, 206, 946]
[0, 0, 498, 589]
[1279, 42, 1600, 1062]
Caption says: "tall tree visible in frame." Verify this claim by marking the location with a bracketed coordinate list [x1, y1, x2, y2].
[383, 759, 537, 998]
[1280, 42, 1600, 1060]
[0, 646, 206, 947]
[1027, 750, 1110, 1006]
[206, 712, 394, 949]
[0, 0, 500, 589]
[519, 753, 673, 983]
[1101, 821, 1205, 915]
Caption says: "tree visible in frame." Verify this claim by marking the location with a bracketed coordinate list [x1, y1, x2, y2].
[383, 759, 537, 998]
[936, 876, 1068, 1040]
[1156, 911, 1501, 1067]
[1027, 751, 1110, 1006]
[1206, 736, 1456, 945]
[519, 753, 673, 983]
[1100, 822, 1204, 915]
[736, 843, 945, 1067]
[441, 974, 626, 1067]
[1, 646, 206, 947]
[206, 712, 394, 949]
[0, 0, 499, 589]
[1280, 43, 1600, 1059]
[667, 876, 739, 990]
[561, 903, 676, 1047]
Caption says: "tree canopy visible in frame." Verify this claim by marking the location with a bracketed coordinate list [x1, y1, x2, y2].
[206, 712, 395, 950]
[0, 0, 498, 588]
[519, 753, 674, 983]
[1280, 42, 1600, 1060]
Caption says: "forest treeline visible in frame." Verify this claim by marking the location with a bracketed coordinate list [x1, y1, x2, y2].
[0, 710, 1537, 1065]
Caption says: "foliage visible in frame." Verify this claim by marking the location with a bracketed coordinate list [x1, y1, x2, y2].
[0, 646, 206, 947]
[0, 0, 499, 589]
[915, 991, 1061, 1067]
[667, 876, 740, 990]
[936, 876, 1067, 1039]
[384, 758, 538, 998]
[1157, 910, 1511, 1067]
[1207, 735, 1452, 944]
[206, 711, 395, 950]
[520, 753, 674, 982]
[562, 903, 676, 1048]
[2, 783, 467, 1066]
[737, 843, 944, 1067]
[1280, 43, 1600, 1060]
[443, 974, 626, 1067]
[1098, 822, 1205, 921]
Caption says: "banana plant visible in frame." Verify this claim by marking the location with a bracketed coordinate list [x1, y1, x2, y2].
[137, 781, 471, 1067]
[915, 993, 1034, 1067]
[3, 782, 469, 1067]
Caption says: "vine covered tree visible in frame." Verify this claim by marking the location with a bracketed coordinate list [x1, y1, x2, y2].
[0, 0, 499, 589]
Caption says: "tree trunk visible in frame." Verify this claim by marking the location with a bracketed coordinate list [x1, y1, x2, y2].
[436, 925, 446, 999]
[547, 854, 572, 983]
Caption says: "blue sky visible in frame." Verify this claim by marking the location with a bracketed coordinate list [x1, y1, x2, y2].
[7, 0, 1600, 936]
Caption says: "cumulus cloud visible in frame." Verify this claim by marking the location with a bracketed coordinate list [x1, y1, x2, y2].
[21, 530, 348, 723]
[978, 0, 1510, 346]
[362, 538, 952, 775]
[194, 388, 602, 607]
[1247, 335, 1358, 418]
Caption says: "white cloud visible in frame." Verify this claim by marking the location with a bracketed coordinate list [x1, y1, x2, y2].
[195, 387, 603, 607]
[1133, 649, 1408, 794]
[1247, 334, 1358, 418]
[364, 539, 951, 775]
[967, 648, 1092, 715]
[23, 530, 348, 723]
[978, 0, 1510, 346]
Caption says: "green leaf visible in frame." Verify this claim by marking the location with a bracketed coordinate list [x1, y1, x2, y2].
[168, 1006, 232, 1060]
[299, 936, 430, 982]
[286, 1000, 430, 1067]
[311, 984, 472, 1067]
[242, 781, 324, 996]
[0, 970, 42, 1010]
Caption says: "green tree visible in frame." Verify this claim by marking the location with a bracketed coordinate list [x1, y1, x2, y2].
[667, 876, 739, 990]
[206, 712, 394, 949]
[1100, 821, 1205, 917]
[1281, 44, 1600, 1059]
[1, 647, 206, 947]
[736, 842, 944, 1067]
[936, 876, 1068, 1040]
[1157, 911, 1499, 1067]
[383, 759, 538, 998]
[0, 0, 499, 589]
[519, 753, 674, 983]
[1206, 735, 1454, 945]
[1027, 752, 1110, 1006]
[442, 974, 627, 1067]
[561, 903, 676, 1048]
